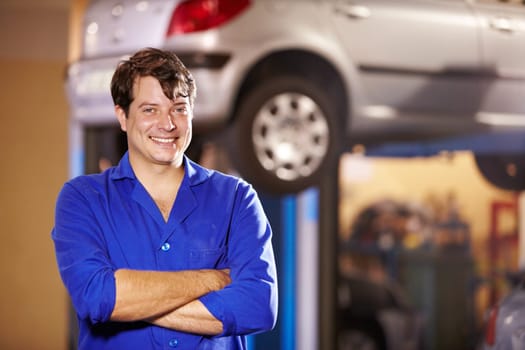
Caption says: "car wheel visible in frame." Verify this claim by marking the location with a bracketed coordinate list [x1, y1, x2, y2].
[231, 75, 344, 194]
[474, 154, 525, 191]
[338, 328, 382, 350]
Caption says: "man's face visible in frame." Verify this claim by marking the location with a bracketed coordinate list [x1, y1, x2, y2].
[116, 75, 193, 168]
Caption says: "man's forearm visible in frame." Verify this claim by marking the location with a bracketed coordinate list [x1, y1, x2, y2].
[111, 268, 230, 322]
[148, 299, 223, 335]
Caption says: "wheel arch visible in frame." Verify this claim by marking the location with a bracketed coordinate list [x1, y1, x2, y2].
[230, 49, 350, 132]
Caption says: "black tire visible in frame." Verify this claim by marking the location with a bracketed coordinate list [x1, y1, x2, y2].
[231, 75, 344, 194]
[474, 154, 525, 191]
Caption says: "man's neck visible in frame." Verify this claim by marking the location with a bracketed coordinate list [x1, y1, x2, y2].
[129, 153, 184, 185]
[130, 156, 185, 221]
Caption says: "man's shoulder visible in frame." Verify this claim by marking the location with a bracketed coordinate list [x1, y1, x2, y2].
[187, 158, 253, 194]
[186, 157, 240, 184]
[64, 169, 115, 194]
[198, 164, 249, 187]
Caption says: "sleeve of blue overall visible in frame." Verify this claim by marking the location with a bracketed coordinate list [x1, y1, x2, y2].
[199, 182, 278, 336]
[51, 179, 117, 324]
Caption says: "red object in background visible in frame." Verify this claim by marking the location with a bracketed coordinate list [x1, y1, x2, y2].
[167, 0, 251, 36]
[488, 198, 519, 305]
[484, 303, 499, 346]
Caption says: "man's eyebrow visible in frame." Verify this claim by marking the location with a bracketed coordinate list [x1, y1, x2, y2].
[137, 101, 159, 107]
[173, 98, 189, 105]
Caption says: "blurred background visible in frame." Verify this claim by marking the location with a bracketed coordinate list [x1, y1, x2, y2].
[0, 0, 71, 349]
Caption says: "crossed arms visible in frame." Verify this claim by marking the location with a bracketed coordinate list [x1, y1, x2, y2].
[111, 268, 231, 335]
[52, 177, 278, 338]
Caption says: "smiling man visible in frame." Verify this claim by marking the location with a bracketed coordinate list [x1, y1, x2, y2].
[52, 48, 278, 350]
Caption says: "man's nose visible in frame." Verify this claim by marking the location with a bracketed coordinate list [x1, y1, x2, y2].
[159, 112, 176, 131]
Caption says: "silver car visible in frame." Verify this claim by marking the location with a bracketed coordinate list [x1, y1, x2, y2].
[482, 274, 525, 350]
[67, 0, 525, 193]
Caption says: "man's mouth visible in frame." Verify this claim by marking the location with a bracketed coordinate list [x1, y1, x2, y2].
[150, 136, 175, 144]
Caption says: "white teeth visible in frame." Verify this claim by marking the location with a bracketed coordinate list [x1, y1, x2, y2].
[151, 137, 175, 143]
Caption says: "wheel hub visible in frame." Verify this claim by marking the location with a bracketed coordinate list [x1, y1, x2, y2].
[252, 92, 330, 181]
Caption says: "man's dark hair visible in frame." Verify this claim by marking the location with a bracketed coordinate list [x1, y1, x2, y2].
[110, 47, 196, 116]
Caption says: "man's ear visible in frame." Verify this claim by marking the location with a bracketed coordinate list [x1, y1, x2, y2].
[115, 105, 127, 132]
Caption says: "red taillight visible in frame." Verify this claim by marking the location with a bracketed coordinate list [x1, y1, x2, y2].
[485, 305, 499, 346]
[167, 0, 251, 36]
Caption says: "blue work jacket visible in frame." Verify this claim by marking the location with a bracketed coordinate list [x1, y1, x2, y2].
[52, 153, 278, 349]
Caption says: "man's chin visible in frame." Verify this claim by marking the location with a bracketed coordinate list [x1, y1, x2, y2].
[152, 154, 184, 167]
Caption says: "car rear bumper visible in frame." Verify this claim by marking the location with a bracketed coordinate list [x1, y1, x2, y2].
[66, 51, 237, 128]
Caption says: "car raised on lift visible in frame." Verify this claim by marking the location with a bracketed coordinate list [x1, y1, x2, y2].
[67, 0, 525, 194]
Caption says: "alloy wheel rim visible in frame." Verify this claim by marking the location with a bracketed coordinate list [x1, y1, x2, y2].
[251, 92, 330, 181]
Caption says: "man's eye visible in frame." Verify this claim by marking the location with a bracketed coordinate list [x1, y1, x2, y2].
[173, 107, 188, 115]
[143, 107, 156, 114]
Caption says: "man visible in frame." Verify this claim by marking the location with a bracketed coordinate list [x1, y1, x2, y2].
[52, 48, 278, 349]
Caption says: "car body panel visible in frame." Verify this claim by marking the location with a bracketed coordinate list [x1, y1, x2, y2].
[332, 0, 481, 120]
[82, 0, 178, 57]
[471, 1, 525, 119]
[483, 283, 525, 349]
[68, 0, 525, 137]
